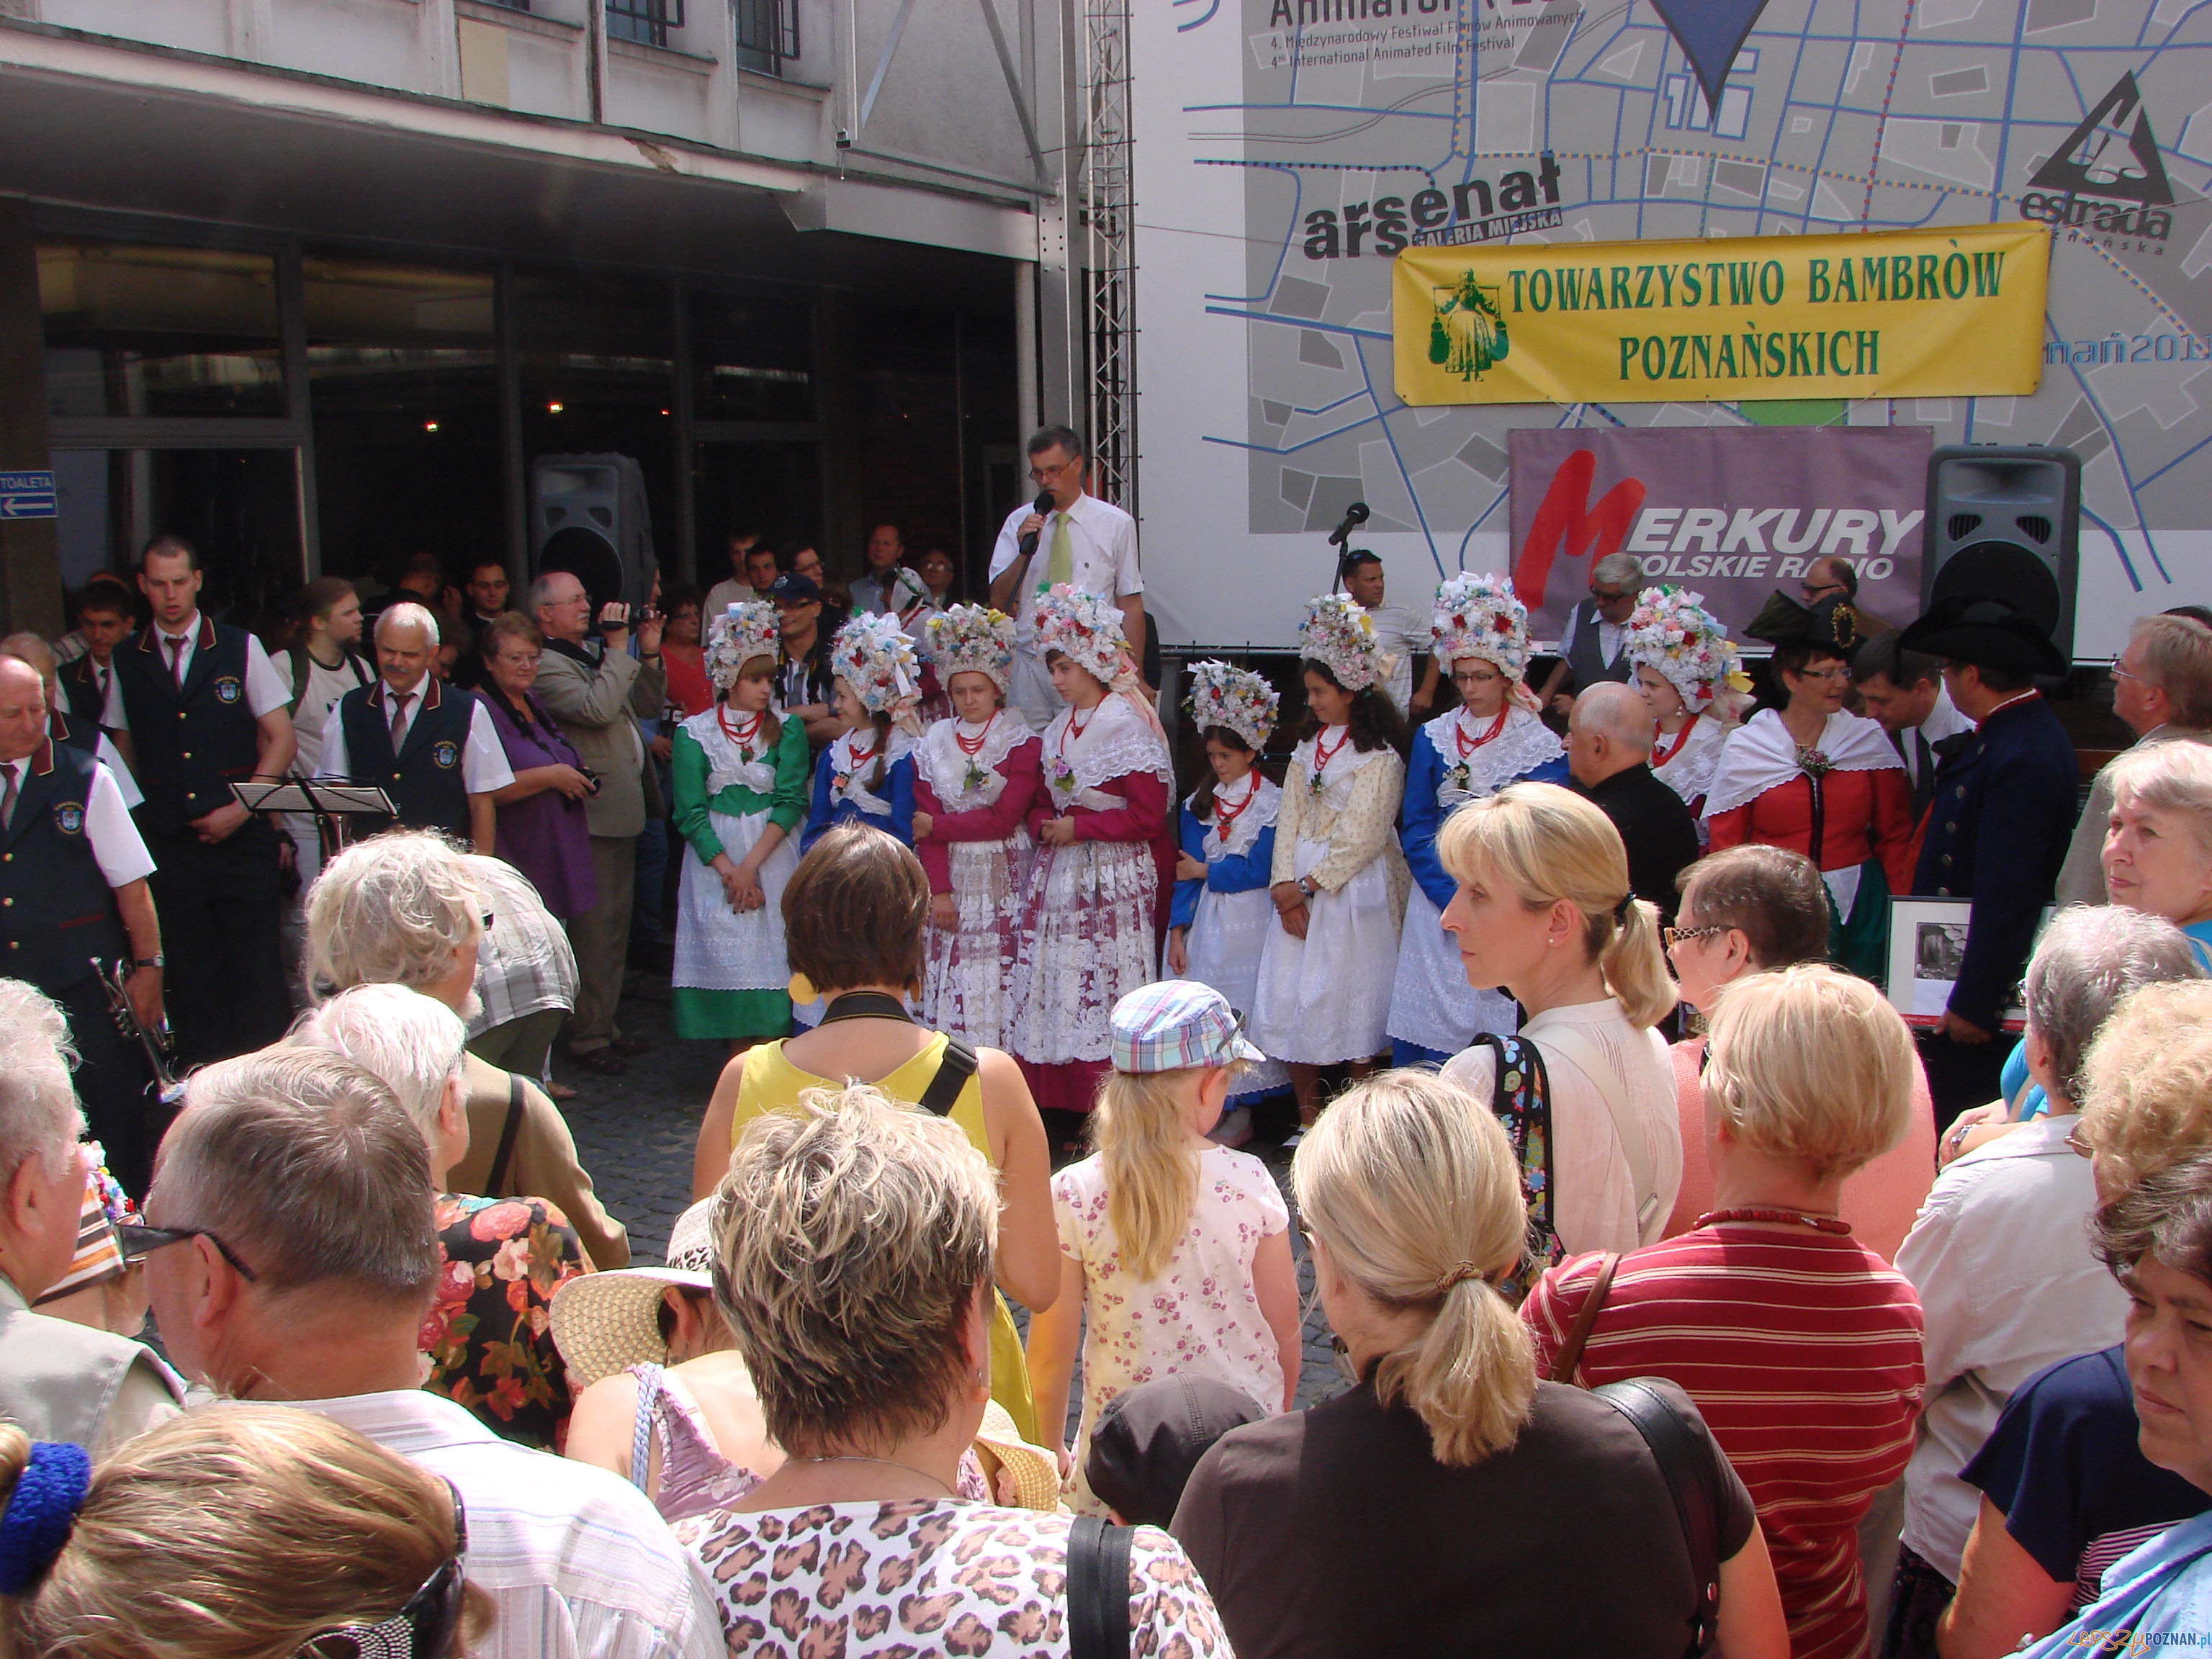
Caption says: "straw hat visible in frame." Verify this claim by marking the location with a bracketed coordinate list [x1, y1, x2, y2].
[971, 1400, 1066, 1513]
[549, 1198, 717, 1390]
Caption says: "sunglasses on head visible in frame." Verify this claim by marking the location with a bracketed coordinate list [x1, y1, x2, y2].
[294, 1481, 469, 1659]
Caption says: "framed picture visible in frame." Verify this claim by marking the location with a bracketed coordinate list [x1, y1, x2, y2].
[1885, 898, 2048, 1033]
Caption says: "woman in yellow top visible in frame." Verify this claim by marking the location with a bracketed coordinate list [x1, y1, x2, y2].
[691, 822, 1060, 1441]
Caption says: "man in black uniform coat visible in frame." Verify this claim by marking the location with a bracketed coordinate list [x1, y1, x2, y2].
[102, 535, 296, 1067]
[1897, 593, 2079, 1124]
[1565, 681, 1700, 922]
[0, 657, 168, 1193]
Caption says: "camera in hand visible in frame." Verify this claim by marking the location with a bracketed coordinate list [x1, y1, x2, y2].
[580, 766, 603, 796]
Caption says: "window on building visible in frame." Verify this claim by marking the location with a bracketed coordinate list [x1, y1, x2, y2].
[689, 289, 814, 423]
[731, 0, 799, 75]
[606, 0, 684, 48]
[39, 241, 285, 420]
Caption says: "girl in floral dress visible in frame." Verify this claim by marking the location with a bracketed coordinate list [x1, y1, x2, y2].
[1248, 593, 1411, 1134]
[670, 602, 811, 1048]
[1007, 585, 1175, 1123]
[1388, 573, 1568, 1068]
[1624, 585, 1748, 828]
[1166, 660, 1287, 1146]
[914, 604, 1042, 1051]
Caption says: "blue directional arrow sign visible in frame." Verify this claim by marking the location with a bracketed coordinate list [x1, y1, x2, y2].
[0, 472, 57, 520]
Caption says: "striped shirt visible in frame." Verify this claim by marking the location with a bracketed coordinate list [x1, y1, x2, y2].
[289, 1391, 722, 1659]
[1524, 1220, 1925, 1659]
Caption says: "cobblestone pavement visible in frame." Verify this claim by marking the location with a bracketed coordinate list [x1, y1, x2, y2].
[555, 967, 1351, 1435]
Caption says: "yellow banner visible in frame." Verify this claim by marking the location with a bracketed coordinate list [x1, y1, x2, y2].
[1393, 221, 2049, 406]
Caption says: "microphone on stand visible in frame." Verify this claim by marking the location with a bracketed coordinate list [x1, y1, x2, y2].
[1327, 500, 1371, 550]
[1017, 489, 1057, 559]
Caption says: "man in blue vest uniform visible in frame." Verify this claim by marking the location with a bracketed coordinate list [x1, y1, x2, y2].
[1897, 591, 2080, 1124]
[315, 602, 513, 850]
[57, 581, 132, 739]
[1536, 551, 1641, 714]
[0, 657, 168, 1196]
[101, 535, 296, 1068]
[0, 634, 142, 808]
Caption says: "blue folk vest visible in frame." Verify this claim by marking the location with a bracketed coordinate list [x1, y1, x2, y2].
[0, 743, 125, 993]
[336, 680, 477, 840]
[114, 619, 264, 836]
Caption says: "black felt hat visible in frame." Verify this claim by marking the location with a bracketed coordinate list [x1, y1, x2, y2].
[1743, 590, 1864, 656]
[1084, 1377, 1267, 1527]
[1897, 592, 2067, 678]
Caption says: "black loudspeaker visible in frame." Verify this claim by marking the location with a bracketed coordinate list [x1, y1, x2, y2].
[530, 454, 657, 613]
[1922, 444, 2081, 660]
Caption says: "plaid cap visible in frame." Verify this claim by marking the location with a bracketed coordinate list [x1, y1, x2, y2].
[1110, 980, 1265, 1074]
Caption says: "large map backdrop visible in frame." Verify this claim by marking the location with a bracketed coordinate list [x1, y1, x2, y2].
[1130, 0, 2212, 657]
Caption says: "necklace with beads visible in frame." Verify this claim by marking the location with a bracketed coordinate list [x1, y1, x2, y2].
[1455, 706, 1509, 755]
[954, 711, 1000, 755]
[1654, 711, 1701, 768]
[717, 703, 767, 763]
[1212, 770, 1259, 830]
[1696, 1207, 1851, 1234]
[1310, 724, 1351, 791]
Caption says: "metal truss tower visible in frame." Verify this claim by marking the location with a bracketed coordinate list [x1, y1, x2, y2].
[1076, 0, 1136, 516]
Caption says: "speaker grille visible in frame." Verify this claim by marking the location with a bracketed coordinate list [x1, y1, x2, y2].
[2016, 514, 2052, 544]
[1930, 541, 2064, 637]
[1948, 513, 1982, 541]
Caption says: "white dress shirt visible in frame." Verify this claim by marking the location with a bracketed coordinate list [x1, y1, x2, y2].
[1, 755, 155, 886]
[315, 684, 516, 794]
[102, 613, 291, 729]
[702, 577, 756, 620]
[1893, 1111, 2129, 1580]
[986, 491, 1143, 637]
[1363, 601, 1424, 715]
[286, 1390, 724, 1659]
[1897, 687, 1977, 793]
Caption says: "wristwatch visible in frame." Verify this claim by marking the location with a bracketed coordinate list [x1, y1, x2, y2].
[131, 955, 163, 970]
[1298, 876, 1318, 898]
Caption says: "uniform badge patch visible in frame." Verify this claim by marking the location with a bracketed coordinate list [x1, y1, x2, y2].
[54, 801, 84, 835]
[212, 676, 243, 704]
[431, 739, 460, 770]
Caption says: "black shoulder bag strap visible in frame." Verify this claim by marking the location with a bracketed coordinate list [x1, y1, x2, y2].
[486, 1074, 526, 1195]
[1592, 1377, 1726, 1659]
[917, 1036, 979, 1119]
[1066, 1515, 1133, 1659]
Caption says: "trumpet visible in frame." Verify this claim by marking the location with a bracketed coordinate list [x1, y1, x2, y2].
[93, 957, 184, 1105]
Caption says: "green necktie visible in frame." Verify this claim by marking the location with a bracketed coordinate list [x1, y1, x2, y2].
[1046, 511, 1074, 588]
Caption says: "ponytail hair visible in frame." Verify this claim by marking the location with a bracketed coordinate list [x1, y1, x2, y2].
[1092, 1067, 1205, 1281]
[1436, 781, 1677, 1030]
[868, 710, 894, 791]
[1292, 1068, 1535, 1467]
[6, 1404, 492, 1659]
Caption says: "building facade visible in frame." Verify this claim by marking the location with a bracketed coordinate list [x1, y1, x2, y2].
[0, 0, 1075, 631]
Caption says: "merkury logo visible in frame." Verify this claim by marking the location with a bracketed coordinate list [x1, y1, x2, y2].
[2023, 72, 2175, 245]
[1511, 449, 1921, 607]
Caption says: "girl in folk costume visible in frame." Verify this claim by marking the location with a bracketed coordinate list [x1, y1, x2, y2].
[1009, 584, 1177, 1122]
[1705, 592, 1913, 979]
[1165, 661, 1289, 1146]
[912, 604, 1043, 1051]
[1388, 574, 1567, 1069]
[670, 602, 812, 1048]
[1624, 585, 1749, 825]
[801, 613, 922, 853]
[1248, 593, 1411, 1135]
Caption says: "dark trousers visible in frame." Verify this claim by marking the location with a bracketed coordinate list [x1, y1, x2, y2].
[1881, 1542, 1956, 1659]
[144, 820, 291, 1068]
[55, 975, 161, 1200]
[1916, 1028, 2010, 1134]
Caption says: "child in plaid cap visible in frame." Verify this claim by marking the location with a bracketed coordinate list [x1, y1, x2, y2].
[1024, 980, 1300, 1515]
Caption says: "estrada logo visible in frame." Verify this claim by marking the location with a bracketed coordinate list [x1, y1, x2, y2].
[2023, 72, 2175, 246]
[1427, 271, 1510, 382]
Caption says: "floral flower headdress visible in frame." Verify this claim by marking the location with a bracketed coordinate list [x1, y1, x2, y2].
[1429, 572, 1532, 681]
[1299, 592, 1380, 692]
[703, 601, 781, 693]
[830, 613, 924, 734]
[926, 604, 1016, 693]
[1624, 585, 1752, 714]
[1035, 584, 1129, 685]
[1185, 660, 1279, 753]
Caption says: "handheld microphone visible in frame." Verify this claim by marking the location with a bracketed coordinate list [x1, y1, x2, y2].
[1017, 489, 1056, 558]
[1327, 501, 1371, 549]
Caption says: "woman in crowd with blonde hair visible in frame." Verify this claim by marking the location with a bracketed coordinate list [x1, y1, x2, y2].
[1436, 781, 1683, 1258]
[675, 1083, 1230, 1658]
[1524, 966, 1926, 1659]
[1173, 1067, 1786, 1659]
[0, 1403, 491, 1659]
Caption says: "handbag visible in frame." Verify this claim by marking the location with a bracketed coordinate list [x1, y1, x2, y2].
[1544, 1251, 1725, 1659]
[1461, 1033, 1559, 1301]
[1066, 1516, 1133, 1659]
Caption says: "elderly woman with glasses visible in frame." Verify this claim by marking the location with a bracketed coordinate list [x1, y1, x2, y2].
[1705, 593, 1912, 979]
[477, 610, 597, 922]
